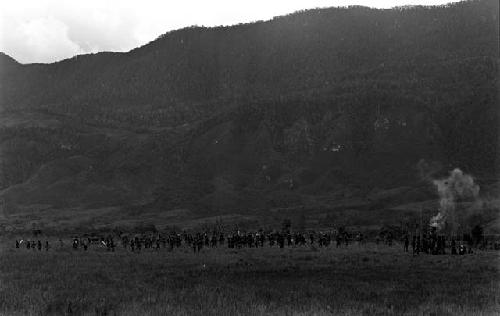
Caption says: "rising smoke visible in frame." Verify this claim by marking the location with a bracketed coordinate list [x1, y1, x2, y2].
[430, 168, 480, 232]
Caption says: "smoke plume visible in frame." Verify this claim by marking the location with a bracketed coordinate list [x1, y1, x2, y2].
[430, 168, 479, 232]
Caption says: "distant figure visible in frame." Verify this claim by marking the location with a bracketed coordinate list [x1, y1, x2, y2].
[37, 240, 42, 251]
[386, 233, 393, 247]
[197, 237, 203, 252]
[439, 236, 446, 255]
[192, 240, 197, 253]
[45, 241, 49, 251]
[451, 239, 457, 255]
[219, 233, 225, 246]
[278, 234, 285, 249]
[404, 235, 409, 252]
[15, 240, 19, 248]
[459, 244, 466, 255]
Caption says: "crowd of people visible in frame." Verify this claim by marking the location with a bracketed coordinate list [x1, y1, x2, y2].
[13, 227, 498, 255]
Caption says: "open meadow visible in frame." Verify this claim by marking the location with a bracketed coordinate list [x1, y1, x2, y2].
[0, 241, 498, 316]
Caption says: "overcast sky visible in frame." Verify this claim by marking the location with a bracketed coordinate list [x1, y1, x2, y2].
[1, 0, 460, 64]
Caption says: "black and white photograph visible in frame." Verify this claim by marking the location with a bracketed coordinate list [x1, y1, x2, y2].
[0, 0, 498, 315]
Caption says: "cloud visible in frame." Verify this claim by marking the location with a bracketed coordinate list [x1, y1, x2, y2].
[12, 16, 83, 63]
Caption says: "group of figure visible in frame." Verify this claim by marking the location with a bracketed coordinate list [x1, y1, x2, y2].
[402, 232, 480, 256]
[11, 229, 389, 254]
[185, 230, 364, 252]
[72, 236, 116, 251]
[406, 234, 448, 255]
[15, 239, 49, 251]
[14, 228, 495, 254]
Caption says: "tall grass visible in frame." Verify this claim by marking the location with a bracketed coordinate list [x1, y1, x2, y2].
[0, 242, 498, 315]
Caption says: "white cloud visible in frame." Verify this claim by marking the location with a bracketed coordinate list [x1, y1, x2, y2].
[0, 0, 461, 64]
[3, 16, 83, 63]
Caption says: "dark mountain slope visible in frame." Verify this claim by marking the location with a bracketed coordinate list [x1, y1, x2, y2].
[1, 1, 497, 123]
[0, 0, 498, 226]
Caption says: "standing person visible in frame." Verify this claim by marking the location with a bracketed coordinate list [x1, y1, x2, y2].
[278, 233, 285, 249]
[459, 244, 465, 255]
[169, 236, 175, 251]
[416, 237, 421, 255]
[422, 235, 428, 254]
[219, 233, 225, 246]
[404, 235, 409, 252]
[386, 233, 393, 247]
[37, 240, 42, 251]
[192, 238, 197, 253]
[467, 237, 474, 254]
[210, 233, 217, 248]
[197, 237, 203, 252]
[436, 236, 442, 254]
[137, 239, 142, 253]
[45, 241, 49, 251]
[442, 236, 447, 254]
[204, 233, 209, 248]
[15, 240, 20, 248]
[269, 234, 274, 247]
[451, 239, 457, 255]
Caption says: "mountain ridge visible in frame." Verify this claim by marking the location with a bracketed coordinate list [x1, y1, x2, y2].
[0, 0, 498, 231]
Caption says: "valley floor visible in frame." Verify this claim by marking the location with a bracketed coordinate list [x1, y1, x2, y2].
[0, 242, 498, 315]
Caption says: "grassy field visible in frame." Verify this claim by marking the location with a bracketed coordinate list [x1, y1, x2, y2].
[0, 241, 498, 316]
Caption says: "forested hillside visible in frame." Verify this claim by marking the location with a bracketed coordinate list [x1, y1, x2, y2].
[0, 0, 498, 225]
